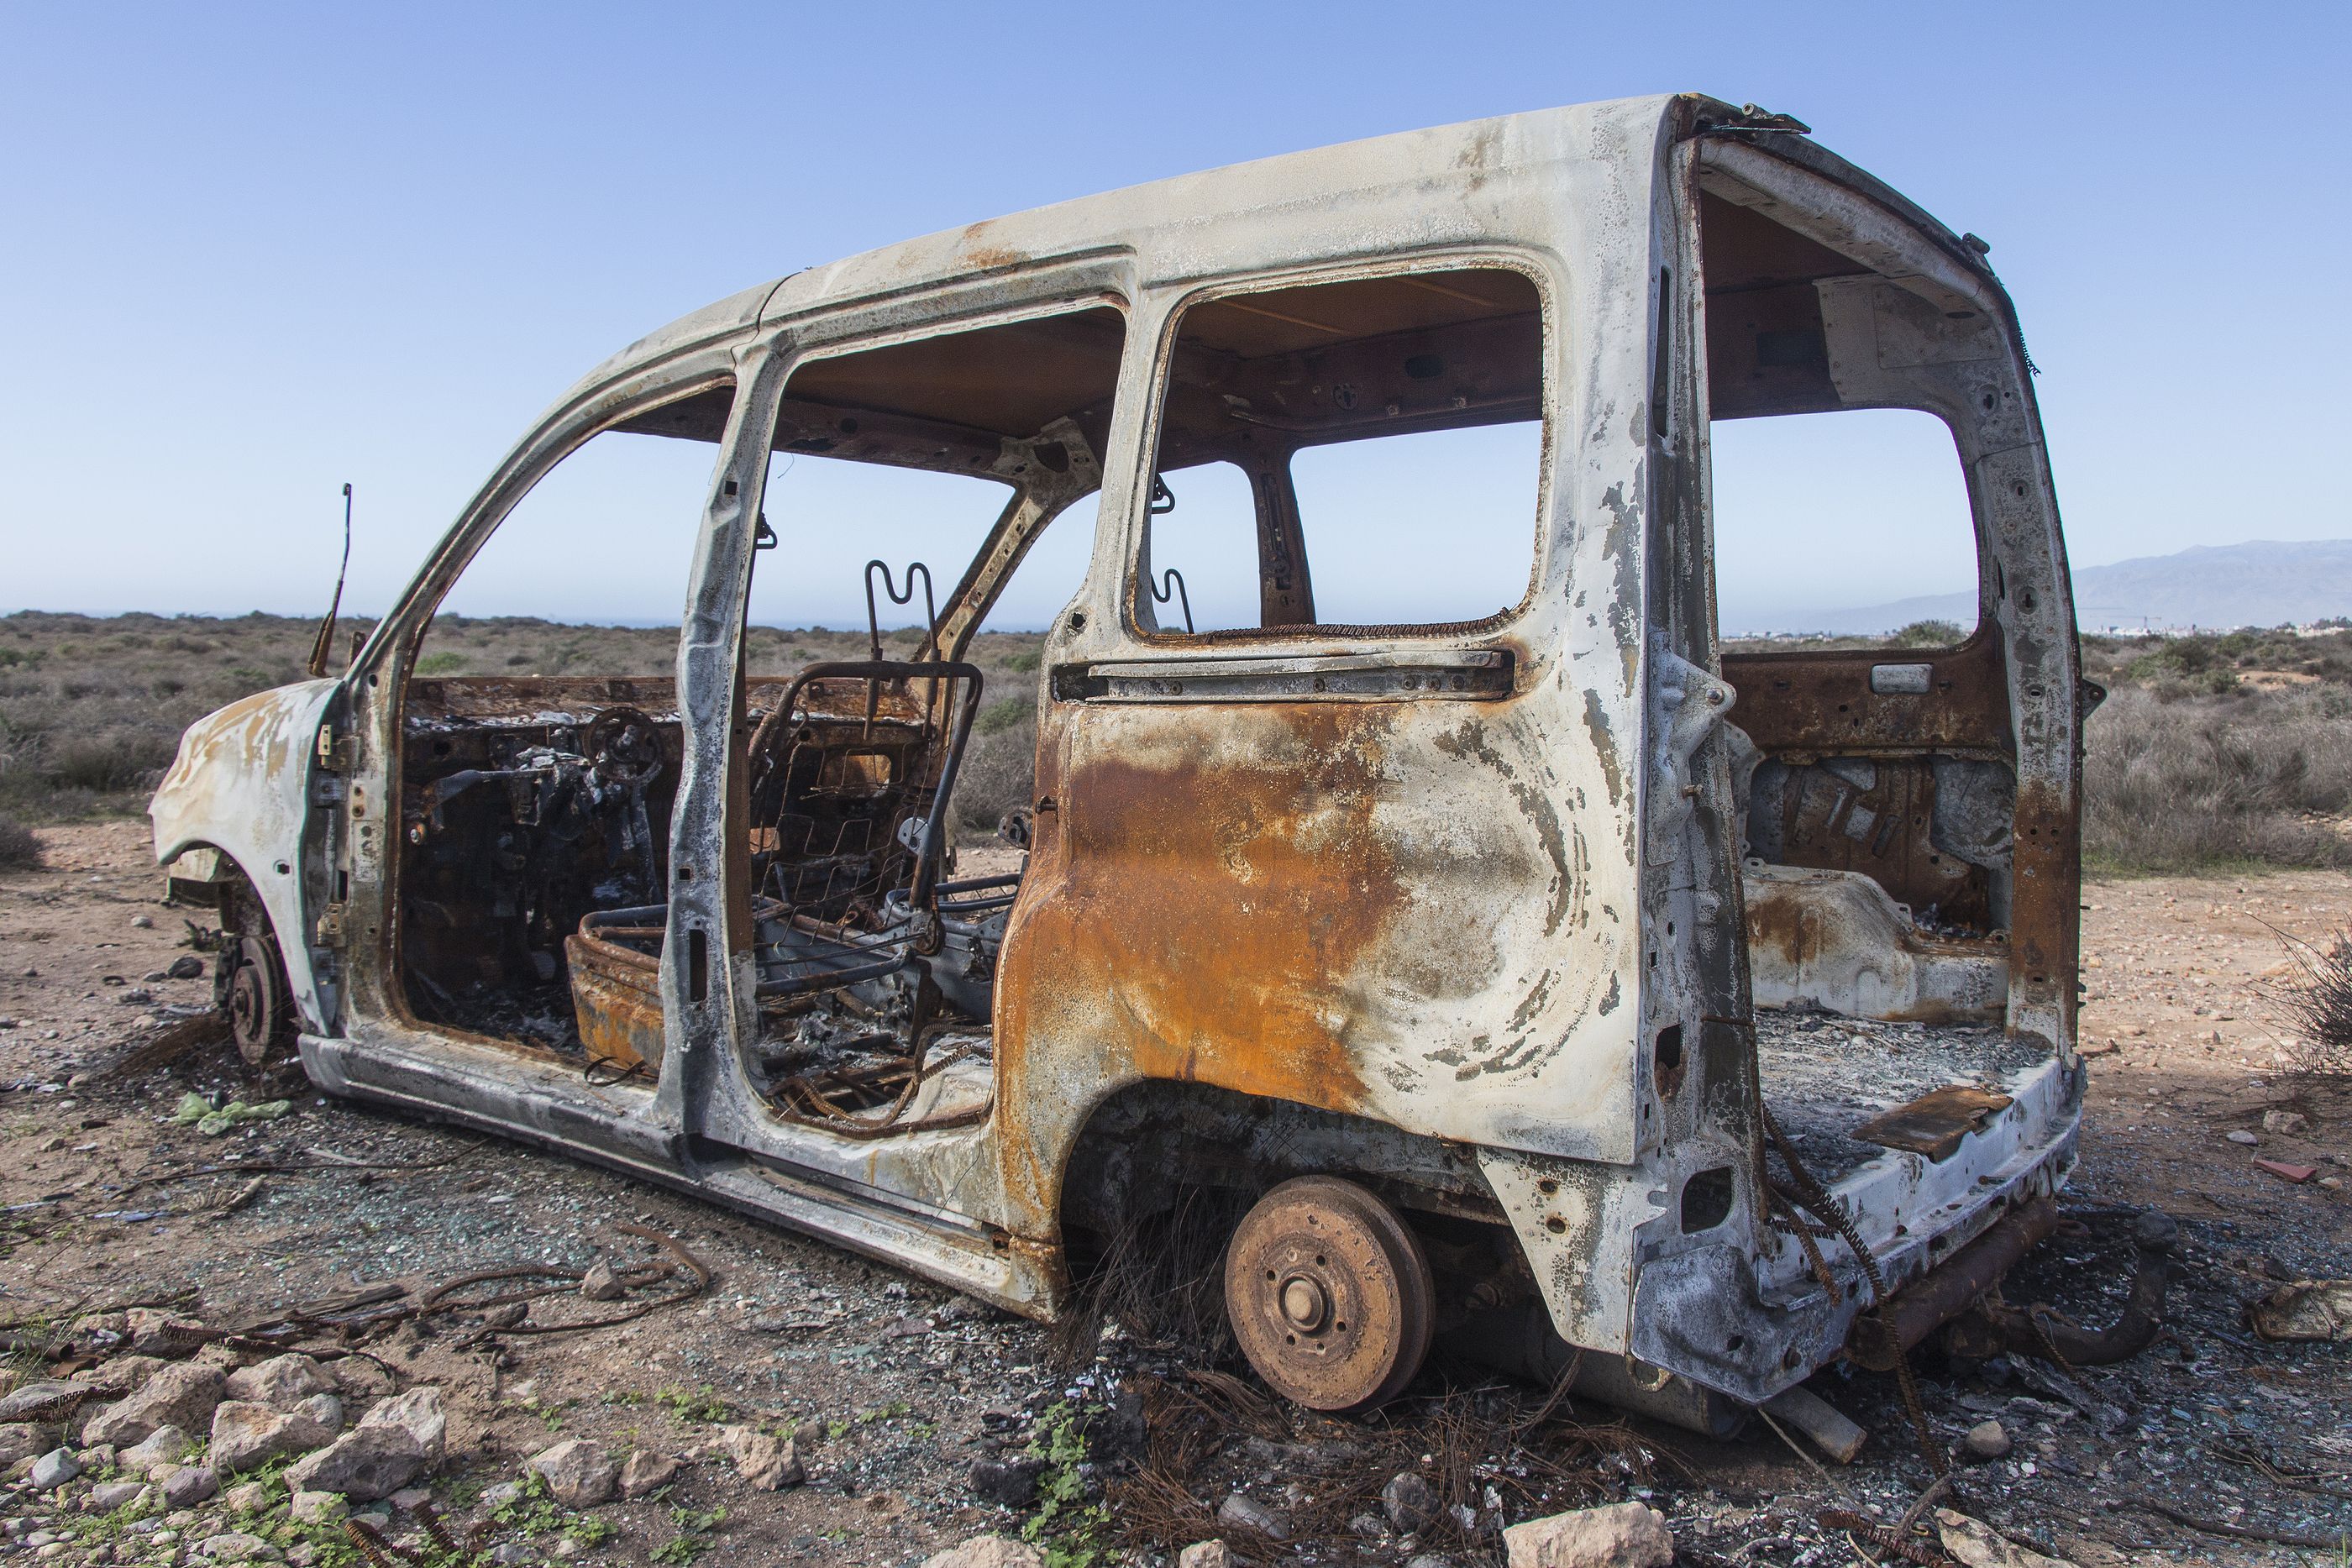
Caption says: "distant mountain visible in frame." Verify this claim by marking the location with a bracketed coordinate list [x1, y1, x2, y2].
[1756, 540, 2352, 636]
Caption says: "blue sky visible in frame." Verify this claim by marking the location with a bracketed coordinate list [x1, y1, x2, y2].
[2, 2, 2343, 632]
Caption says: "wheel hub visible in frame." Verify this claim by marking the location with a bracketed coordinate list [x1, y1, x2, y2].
[1224, 1175, 1434, 1413]
[1278, 1274, 1329, 1331]
[228, 936, 286, 1066]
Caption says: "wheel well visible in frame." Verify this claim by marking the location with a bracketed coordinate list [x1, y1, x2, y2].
[1056, 1078, 1505, 1236]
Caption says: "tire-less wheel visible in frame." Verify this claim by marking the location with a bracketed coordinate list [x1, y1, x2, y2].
[1224, 1175, 1434, 1413]
[226, 935, 291, 1065]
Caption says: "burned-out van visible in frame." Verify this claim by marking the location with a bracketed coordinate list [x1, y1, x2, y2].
[152, 94, 2148, 1430]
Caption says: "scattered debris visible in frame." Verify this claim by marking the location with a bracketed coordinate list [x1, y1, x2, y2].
[2248, 1277, 2352, 1341]
[2254, 1156, 2318, 1183]
[171, 1090, 291, 1136]
[1935, 1507, 2076, 1567]
[1759, 1384, 1866, 1465]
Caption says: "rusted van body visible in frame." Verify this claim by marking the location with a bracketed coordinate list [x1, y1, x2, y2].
[151, 93, 2088, 1426]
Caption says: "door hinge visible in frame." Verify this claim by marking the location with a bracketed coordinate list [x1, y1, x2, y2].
[317, 726, 353, 774]
[315, 903, 349, 948]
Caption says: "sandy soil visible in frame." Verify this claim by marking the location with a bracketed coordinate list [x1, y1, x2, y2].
[4, 821, 2350, 1565]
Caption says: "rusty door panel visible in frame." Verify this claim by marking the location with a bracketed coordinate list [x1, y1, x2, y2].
[995, 690, 1643, 1169]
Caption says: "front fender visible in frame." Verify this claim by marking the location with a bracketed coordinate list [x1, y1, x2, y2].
[150, 680, 340, 1030]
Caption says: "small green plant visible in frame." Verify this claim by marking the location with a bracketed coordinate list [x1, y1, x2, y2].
[1021, 1401, 1109, 1568]
[651, 1503, 728, 1565]
[492, 1471, 569, 1539]
[564, 1514, 616, 1549]
[415, 650, 469, 675]
[655, 1383, 728, 1424]
[1002, 649, 1042, 673]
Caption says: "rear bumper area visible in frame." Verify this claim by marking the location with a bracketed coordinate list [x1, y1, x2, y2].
[1624, 1051, 2081, 1404]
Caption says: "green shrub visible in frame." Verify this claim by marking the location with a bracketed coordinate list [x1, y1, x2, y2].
[1891, 618, 1966, 648]
[976, 696, 1033, 735]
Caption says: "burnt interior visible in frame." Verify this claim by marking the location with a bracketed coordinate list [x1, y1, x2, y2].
[1698, 186, 2023, 1014]
[398, 678, 685, 1047]
[396, 310, 1126, 1131]
[1142, 266, 1545, 633]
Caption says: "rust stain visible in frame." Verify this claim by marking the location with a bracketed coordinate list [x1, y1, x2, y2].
[956, 222, 1028, 272]
[993, 704, 1410, 1207]
[1721, 630, 2008, 754]
[2007, 773, 2081, 1034]
[564, 932, 664, 1072]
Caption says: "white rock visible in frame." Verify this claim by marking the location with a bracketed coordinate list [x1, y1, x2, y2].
[1502, 1502, 1675, 1568]
[223, 1355, 338, 1413]
[359, 1387, 445, 1464]
[161, 1465, 220, 1508]
[211, 1398, 340, 1474]
[1179, 1543, 1234, 1568]
[223, 1481, 271, 1513]
[1217, 1493, 1289, 1539]
[120, 1425, 195, 1476]
[192, 1530, 282, 1561]
[617, 1449, 680, 1499]
[477, 1480, 527, 1513]
[286, 1425, 429, 1502]
[288, 1491, 348, 1525]
[918, 1535, 1047, 1568]
[719, 1424, 803, 1491]
[0, 1424, 54, 1466]
[1962, 1419, 2013, 1460]
[29, 1448, 81, 1491]
[1935, 1508, 2077, 1568]
[88, 1480, 150, 1512]
[84, 1363, 225, 1447]
[526, 1439, 621, 1508]
[2264, 1109, 2311, 1135]
[2227, 1129, 2260, 1146]
[578, 1261, 623, 1302]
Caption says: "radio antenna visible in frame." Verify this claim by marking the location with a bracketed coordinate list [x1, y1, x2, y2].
[306, 483, 354, 679]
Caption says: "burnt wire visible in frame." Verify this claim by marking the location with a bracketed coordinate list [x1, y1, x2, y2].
[1714, 1012, 1949, 1477]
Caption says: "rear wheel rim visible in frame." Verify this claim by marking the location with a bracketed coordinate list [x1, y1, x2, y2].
[1224, 1175, 1433, 1413]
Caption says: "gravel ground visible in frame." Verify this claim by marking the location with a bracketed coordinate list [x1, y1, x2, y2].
[4, 822, 2350, 1566]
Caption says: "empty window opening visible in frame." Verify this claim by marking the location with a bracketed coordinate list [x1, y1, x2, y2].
[1139, 266, 1546, 636]
[397, 382, 735, 1053]
[1710, 410, 1977, 647]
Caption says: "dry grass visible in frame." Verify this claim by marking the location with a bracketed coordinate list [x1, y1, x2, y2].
[1726, 624, 2352, 876]
[0, 814, 41, 871]
[2079, 627, 2352, 874]
[1105, 1370, 1668, 1562]
[2273, 928, 2352, 1078]
[15, 610, 2351, 877]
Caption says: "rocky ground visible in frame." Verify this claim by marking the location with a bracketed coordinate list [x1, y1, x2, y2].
[3, 821, 2349, 1566]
